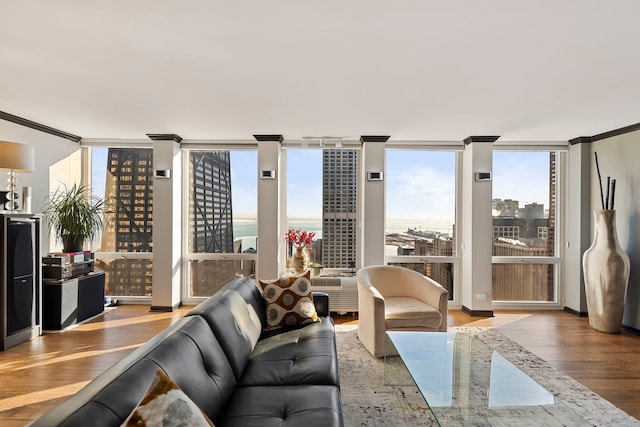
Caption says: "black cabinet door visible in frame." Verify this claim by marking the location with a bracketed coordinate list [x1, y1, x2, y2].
[78, 273, 104, 322]
[6, 221, 34, 335]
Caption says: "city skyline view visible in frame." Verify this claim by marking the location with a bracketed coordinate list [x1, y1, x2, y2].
[91, 147, 552, 239]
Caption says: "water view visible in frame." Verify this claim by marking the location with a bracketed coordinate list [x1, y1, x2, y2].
[234, 216, 454, 239]
[233, 215, 455, 255]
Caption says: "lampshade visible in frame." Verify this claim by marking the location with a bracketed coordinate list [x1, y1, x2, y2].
[0, 141, 35, 172]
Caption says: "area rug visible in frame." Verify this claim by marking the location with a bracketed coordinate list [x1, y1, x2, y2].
[336, 325, 640, 427]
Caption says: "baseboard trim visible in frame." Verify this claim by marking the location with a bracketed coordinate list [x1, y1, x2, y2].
[150, 303, 181, 312]
[461, 305, 494, 317]
[623, 324, 640, 336]
[563, 306, 588, 317]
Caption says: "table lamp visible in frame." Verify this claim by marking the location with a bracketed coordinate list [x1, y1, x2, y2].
[0, 141, 35, 212]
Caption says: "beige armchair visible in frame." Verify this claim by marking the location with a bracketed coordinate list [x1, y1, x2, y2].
[357, 265, 448, 357]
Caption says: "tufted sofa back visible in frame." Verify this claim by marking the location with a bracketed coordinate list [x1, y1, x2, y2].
[186, 277, 266, 380]
[29, 315, 236, 427]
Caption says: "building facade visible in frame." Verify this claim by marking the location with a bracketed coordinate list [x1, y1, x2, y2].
[322, 149, 357, 269]
[98, 148, 154, 296]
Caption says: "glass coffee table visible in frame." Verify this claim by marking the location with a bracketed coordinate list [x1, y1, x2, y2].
[385, 331, 590, 426]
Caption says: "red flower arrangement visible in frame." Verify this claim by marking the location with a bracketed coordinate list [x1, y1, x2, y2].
[286, 229, 316, 247]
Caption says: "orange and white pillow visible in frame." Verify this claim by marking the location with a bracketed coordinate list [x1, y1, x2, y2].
[121, 369, 214, 427]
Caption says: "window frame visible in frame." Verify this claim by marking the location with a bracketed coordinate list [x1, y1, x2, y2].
[491, 147, 566, 309]
[383, 145, 463, 306]
[180, 144, 259, 305]
[83, 143, 156, 303]
[281, 143, 362, 275]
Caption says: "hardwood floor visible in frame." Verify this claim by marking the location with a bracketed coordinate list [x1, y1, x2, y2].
[1, 306, 638, 426]
[0, 305, 192, 427]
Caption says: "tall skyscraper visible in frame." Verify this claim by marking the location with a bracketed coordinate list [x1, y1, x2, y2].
[322, 149, 357, 269]
[98, 148, 154, 296]
[189, 151, 234, 254]
[188, 151, 250, 296]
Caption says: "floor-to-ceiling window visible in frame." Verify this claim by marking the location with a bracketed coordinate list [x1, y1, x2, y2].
[183, 148, 257, 301]
[492, 150, 563, 305]
[384, 148, 459, 302]
[285, 146, 359, 274]
[89, 146, 154, 299]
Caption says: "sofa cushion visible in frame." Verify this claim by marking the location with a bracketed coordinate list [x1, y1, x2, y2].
[121, 369, 215, 427]
[384, 296, 443, 329]
[240, 318, 339, 387]
[187, 277, 266, 380]
[217, 385, 343, 427]
[258, 270, 319, 330]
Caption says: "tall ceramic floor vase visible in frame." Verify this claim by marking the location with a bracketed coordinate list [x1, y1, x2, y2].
[582, 210, 630, 334]
[291, 245, 310, 274]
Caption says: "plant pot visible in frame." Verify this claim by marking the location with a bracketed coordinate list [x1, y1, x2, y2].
[582, 210, 630, 334]
[62, 234, 84, 253]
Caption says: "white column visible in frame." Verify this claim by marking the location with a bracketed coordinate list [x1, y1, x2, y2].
[361, 136, 388, 267]
[256, 135, 282, 279]
[563, 138, 592, 314]
[460, 136, 497, 316]
[150, 135, 182, 311]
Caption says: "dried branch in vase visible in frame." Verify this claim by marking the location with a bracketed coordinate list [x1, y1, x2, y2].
[594, 152, 617, 210]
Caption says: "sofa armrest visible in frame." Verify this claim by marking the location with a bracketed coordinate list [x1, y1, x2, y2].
[312, 292, 330, 317]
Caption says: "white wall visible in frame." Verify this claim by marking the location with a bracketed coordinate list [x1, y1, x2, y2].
[0, 121, 81, 253]
[590, 132, 640, 329]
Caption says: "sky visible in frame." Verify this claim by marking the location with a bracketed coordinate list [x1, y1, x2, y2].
[385, 150, 456, 220]
[90, 148, 551, 220]
[91, 148, 107, 200]
[493, 151, 550, 206]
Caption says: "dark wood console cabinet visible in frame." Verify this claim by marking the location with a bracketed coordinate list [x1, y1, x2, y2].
[43, 271, 105, 330]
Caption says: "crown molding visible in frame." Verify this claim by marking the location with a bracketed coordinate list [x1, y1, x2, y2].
[570, 122, 640, 145]
[360, 135, 390, 143]
[463, 136, 500, 145]
[146, 133, 183, 143]
[253, 134, 284, 142]
[0, 110, 81, 142]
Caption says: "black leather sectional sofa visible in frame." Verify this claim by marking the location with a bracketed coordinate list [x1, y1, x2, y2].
[30, 277, 344, 427]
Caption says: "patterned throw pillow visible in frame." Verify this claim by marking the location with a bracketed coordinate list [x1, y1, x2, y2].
[121, 369, 215, 427]
[258, 270, 319, 330]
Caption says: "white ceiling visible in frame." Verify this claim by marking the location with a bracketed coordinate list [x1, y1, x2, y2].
[2, 1, 640, 142]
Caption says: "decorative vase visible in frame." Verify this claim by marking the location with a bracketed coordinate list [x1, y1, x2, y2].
[582, 210, 630, 334]
[291, 245, 310, 274]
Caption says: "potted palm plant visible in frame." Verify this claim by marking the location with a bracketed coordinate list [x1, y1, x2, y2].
[43, 183, 106, 253]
